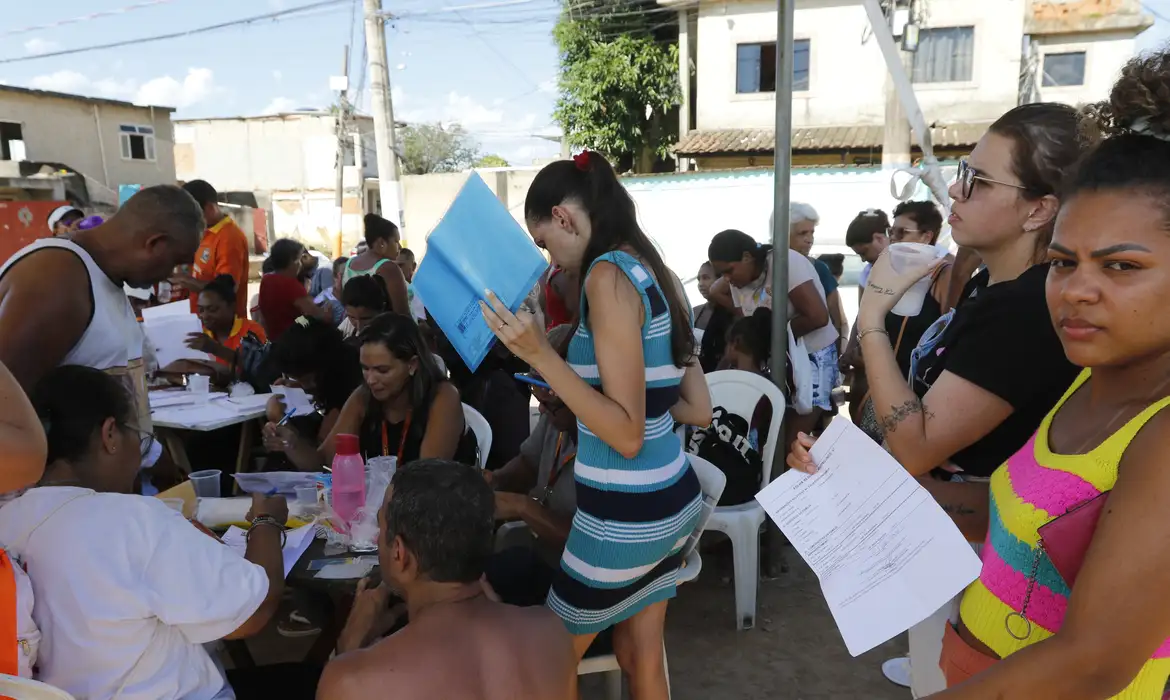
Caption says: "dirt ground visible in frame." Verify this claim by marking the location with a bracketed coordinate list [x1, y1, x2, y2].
[246, 541, 912, 700]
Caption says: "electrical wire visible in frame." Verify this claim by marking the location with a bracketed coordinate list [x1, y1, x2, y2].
[2, 0, 178, 37]
[0, 0, 352, 65]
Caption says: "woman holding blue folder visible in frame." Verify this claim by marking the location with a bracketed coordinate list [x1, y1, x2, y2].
[481, 150, 711, 700]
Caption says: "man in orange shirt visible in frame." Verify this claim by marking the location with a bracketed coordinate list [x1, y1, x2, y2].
[173, 180, 250, 318]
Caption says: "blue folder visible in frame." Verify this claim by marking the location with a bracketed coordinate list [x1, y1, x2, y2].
[413, 173, 549, 372]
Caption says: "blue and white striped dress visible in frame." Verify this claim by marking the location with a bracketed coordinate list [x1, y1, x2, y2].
[547, 251, 703, 635]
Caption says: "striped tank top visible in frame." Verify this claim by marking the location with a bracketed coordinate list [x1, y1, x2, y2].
[960, 369, 1170, 699]
[546, 250, 702, 635]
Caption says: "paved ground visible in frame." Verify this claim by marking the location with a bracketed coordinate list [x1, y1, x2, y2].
[244, 539, 911, 700]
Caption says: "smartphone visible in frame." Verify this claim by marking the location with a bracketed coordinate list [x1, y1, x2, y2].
[513, 373, 551, 390]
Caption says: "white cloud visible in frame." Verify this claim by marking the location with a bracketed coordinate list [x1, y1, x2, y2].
[25, 67, 219, 110]
[262, 97, 299, 114]
[538, 77, 557, 94]
[24, 38, 59, 55]
[135, 68, 215, 108]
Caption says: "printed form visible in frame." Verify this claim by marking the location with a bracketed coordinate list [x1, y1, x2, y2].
[755, 418, 982, 656]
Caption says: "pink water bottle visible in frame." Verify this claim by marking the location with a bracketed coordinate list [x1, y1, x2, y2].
[331, 434, 366, 527]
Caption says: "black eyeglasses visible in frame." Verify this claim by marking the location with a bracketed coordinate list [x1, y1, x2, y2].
[956, 159, 1028, 200]
[126, 424, 155, 458]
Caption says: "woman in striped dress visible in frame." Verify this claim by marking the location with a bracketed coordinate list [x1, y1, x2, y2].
[482, 151, 712, 699]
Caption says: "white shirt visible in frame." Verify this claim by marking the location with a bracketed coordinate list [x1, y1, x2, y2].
[0, 488, 268, 700]
[730, 250, 838, 353]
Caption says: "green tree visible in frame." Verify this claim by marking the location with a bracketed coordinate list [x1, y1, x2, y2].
[552, 0, 680, 172]
[474, 154, 510, 168]
[399, 122, 480, 174]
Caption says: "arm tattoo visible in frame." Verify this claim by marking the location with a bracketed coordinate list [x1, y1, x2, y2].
[879, 398, 933, 435]
[867, 282, 897, 296]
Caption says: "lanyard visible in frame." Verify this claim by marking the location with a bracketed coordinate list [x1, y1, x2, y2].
[380, 412, 412, 462]
[540, 433, 576, 504]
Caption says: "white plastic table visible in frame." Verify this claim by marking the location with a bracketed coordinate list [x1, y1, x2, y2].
[150, 392, 272, 477]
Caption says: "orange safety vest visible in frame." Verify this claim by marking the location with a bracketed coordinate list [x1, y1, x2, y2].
[0, 549, 21, 680]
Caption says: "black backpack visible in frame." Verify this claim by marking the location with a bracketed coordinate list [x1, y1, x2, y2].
[686, 406, 762, 506]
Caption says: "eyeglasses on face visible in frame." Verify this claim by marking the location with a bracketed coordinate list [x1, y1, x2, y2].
[955, 159, 1028, 200]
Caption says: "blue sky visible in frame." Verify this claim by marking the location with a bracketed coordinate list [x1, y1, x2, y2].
[0, 0, 566, 164]
[3, 0, 1170, 166]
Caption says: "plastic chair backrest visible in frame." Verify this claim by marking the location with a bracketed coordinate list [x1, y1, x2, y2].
[705, 370, 787, 485]
[0, 675, 75, 700]
[679, 454, 727, 560]
[461, 404, 493, 470]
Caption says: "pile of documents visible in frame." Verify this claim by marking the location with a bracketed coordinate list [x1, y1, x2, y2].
[141, 301, 212, 368]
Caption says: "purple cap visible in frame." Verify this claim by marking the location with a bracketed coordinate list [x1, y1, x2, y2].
[76, 215, 104, 231]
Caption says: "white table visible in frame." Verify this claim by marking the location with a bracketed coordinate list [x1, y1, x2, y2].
[150, 392, 273, 478]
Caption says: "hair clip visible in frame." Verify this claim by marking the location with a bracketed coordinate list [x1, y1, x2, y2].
[573, 151, 591, 171]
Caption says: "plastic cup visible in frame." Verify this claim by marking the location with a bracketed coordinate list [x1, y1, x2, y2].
[188, 375, 211, 394]
[189, 469, 222, 498]
[887, 243, 946, 317]
[161, 498, 185, 514]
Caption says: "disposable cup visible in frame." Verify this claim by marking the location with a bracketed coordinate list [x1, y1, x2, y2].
[887, 243, 947, 317]
[161, 498, 185, 514]
[188, 375, 211, 393]
[189, 469, 223, 498]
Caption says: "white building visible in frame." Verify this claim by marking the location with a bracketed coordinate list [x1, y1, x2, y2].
[173, 111, 379, 254]
[663, 0, 1152, 169]
[0, 84, 176, 204]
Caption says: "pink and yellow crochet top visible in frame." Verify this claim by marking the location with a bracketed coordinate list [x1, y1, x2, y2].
[959, 369, 1170, 699]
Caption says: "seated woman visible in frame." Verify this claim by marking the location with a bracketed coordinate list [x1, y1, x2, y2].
[266, 312, 477, 469]
[339, 274, 391, 342]
[263, 318, 364, 468]
[186, 274, 267, 372]
[259, 238, 331, 341]
[0, 365, 318, 699]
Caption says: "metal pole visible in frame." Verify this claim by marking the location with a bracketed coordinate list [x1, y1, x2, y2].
[363, 0, 405, 229]
[334, 45, 350, 258]
[770, 0, 794, 416]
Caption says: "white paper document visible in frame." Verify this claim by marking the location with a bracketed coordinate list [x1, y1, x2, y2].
[143, 313, 210, 368]
[222, 524, 316, 578]
[754, 418, 983, 657]
[141, 300, 191, 322]
[272, 386, 316, 416]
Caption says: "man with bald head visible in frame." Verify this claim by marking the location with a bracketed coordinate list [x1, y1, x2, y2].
[0, 185, 203, 434]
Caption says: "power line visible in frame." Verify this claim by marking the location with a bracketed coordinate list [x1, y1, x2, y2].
[2, 0, 178, 37]
[0, 0, 352, 65]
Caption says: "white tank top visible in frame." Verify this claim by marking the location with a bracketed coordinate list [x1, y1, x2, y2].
[0, 239, 150, 428]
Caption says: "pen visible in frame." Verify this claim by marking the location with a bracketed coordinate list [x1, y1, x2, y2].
[276, 407, 296, 427]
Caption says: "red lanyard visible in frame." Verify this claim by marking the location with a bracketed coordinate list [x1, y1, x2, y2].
[546, 433, 576, 493]
[381, 412, 412, 462]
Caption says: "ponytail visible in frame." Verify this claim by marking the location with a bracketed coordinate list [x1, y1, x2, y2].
[525, 151, 695, 367]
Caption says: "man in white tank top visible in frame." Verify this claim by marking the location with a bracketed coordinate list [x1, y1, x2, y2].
[0, 185, 204, 459]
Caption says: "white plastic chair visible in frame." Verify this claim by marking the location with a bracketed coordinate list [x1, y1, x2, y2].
[461, 403, 492, 470]
[577, 454, 726, 700]
[702, 369, 786, 630]
[0, 675, 76, 700]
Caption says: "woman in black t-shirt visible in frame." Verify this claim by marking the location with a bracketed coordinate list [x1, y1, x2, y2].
[791, 103, 1090, 489]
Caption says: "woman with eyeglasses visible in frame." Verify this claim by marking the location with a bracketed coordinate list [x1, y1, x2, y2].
[790, 103, 1090, 696]
[0, 365, 321, 699]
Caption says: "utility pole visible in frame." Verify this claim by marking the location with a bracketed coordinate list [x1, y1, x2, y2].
[363, 0, 405, 232]
[333, 45, 351, 258]
[881, 1, 911, 168]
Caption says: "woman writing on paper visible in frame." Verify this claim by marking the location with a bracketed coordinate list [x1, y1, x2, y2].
[480, 150, 711, 700]
[267, 313, 475, 469]
[0, 365, 319, 698]
[927, 50, 1170, 699]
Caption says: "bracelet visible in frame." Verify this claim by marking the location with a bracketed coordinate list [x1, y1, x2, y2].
[857, 327, 890, 341]
[247, 516, 287, 548]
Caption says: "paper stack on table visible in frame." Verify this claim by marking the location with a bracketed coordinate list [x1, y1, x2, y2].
[754, 418, 983, 657]
[222, 524, 316, 578]
[141, 301, 211, 368]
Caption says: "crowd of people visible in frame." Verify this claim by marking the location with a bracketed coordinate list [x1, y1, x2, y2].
[0, 44, 1167, 700]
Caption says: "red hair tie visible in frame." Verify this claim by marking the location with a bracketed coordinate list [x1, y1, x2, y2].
[573, 151, 591, 171]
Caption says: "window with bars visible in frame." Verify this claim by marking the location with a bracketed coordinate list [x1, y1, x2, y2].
[736, 39, 810, 93]
[119, 124, 156, 161]
[1042, 52, 1086, 87]
[912, 27, 975, 83]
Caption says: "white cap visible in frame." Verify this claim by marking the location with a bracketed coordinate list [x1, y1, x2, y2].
[46, 205, 83, 231]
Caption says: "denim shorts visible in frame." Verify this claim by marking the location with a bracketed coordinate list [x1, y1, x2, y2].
[809, 344, 840, 411]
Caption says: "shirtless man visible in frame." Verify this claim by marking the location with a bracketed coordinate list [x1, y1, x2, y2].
[317, 459, 576, 700]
